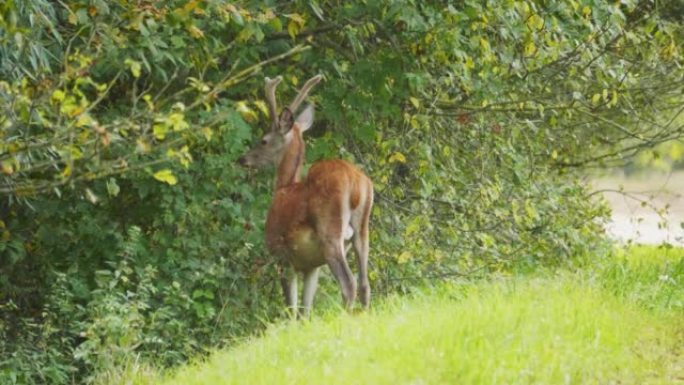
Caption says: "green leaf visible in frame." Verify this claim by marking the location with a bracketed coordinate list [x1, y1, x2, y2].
[106, 178, 120, 197]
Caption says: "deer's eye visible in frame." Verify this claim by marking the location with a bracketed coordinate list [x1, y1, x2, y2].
[261, 139, 268, 145]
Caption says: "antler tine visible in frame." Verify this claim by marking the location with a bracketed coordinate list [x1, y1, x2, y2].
[288, 74, 323, 114]
[265, 76, 283, 132]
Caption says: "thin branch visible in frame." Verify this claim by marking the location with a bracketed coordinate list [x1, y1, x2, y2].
[187, 44, 311, 111]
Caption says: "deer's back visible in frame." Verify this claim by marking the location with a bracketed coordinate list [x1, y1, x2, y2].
[306, 159, 372, 211]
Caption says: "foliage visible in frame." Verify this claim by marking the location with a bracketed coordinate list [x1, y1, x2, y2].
[1, 0, 683, 383]
[131, 246, 684, 385]
[626, 140, 684, 173]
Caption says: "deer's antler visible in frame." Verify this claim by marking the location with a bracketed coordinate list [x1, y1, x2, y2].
[265, 76, 283, 132]
[265, 74, 323, 133]
[288, 74, 323, 115]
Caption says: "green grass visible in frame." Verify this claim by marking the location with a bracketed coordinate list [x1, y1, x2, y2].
[127, 246, 684, 385]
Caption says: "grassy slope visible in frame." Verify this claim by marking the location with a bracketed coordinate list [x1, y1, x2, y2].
[134, 246, 684, 385]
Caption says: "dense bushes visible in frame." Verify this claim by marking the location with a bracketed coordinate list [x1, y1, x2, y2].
[1, 1, 683, 383]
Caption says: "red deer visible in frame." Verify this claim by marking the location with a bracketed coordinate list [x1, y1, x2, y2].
[237, 75, 373, 317]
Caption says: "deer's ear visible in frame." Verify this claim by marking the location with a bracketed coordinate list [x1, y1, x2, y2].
[295, 105, 315, 132]
[277, 108, 294, 134]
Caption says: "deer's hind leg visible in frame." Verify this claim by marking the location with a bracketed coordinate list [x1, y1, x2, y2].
[316, 201, 356, 310]
[351, 184, 373, 308]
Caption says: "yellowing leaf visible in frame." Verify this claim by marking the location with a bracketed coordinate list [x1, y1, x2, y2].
[76, 114, 93, 127]
[202, 127, 213, 141]
[136, 139, 151, 153]
[465, 56, 475, 70]
[397, 251, 411, 264]
[520, 2, 531, 16]
[187, 25, 204, 39]
[524, 41, 536, 56]
[253, 100, 269, 116]
[409, 97, 420, 108]
[51, 90, 66, 102]
[424, 33, 433, 44]
[69, 146, 83, 160]
[67, 105, 84, 118]
[269, 17, 282, 32]
[153, 169, 178, 185]
[410, 115, 420, 129]
[153, 123, 169, 140]
[183, 0, 201, 13]
[405, 218, 421, 237]
[235, 101, 257, 122]
[389, 152, 407, 163]
[527, 14, 544, 30]
[125, 59, 142, 78]
[591, 93, 601, 106]
[143, 94, 154, 110]
[610, 90, 618, 107]
[168, 112, 189, 131]
[61, 164, 72, 178]
[286, 13, 305, 26]
[131, 62, 141, 78]
[582, 6, 591, 17]
[1, 161, 14, 175]
[479, 37, 490, 52]
[287, 20, 299, 39]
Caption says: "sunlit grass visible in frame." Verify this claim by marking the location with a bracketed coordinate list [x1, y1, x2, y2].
[597, 245, 684, 311]
[129, 246, 684, 385]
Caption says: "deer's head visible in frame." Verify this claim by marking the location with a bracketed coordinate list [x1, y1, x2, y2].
[237, 75, 322, 168]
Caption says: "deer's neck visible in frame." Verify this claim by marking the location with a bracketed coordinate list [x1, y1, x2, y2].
[275, 128, 305, 189]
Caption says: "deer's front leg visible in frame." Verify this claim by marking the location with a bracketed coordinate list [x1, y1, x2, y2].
[279, 263, 298, 318]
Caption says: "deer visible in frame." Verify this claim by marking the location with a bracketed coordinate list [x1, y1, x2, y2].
[237, 74, 374, 318]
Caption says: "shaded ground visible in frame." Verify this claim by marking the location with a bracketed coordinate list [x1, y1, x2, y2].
[593, 170, 684, 246]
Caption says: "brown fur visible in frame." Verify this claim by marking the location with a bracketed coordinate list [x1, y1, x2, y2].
[266, 156, 373, 272]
